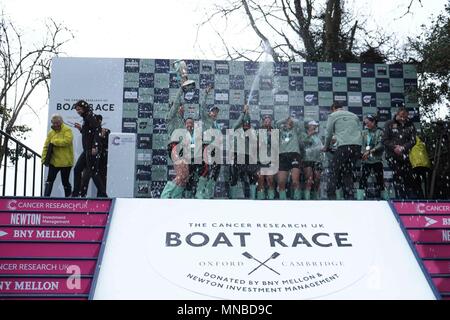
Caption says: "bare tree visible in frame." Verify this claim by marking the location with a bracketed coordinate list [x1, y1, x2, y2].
[0, 13, 74, 167]
[197, 0, 426, 62]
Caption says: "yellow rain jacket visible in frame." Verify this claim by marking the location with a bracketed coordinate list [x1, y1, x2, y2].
[409, 136, 431, 168]
[41, 123, 74, 167]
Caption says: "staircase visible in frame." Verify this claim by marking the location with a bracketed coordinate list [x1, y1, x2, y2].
[393, 201, 450, 300]
[0, 197, 112, 300]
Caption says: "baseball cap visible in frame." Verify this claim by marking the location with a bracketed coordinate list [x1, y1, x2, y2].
[307, 120, 319, 126]
[366, 114, 377, 122]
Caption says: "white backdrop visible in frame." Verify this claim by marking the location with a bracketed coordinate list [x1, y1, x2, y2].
[47, 57, 124, 197]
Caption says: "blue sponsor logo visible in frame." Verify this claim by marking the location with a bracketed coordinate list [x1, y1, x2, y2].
[289, 76, 304, 91]
[155, 59, 170, 73]
[361, 64, 375, 77]
[185, 60, 200, 74]
[124, 58, 140, 73]
[347, 78, 361, 92]
[154, 88, 169, 103]
[376, 66, 388, 76]
[229, 75, 244, 90]
[304, 92, 318, 106]
[303, 62, 318, 76]
[389, 64, 403, 78]
[244, 61, 259, 75]
[318, 77, 332, 91]
[200, 74, 215, 88]
[139, 73, 154, 88]
[376, 78, 390, 92]
[274, 62, 289, 76]
[332, 63, 347, 77]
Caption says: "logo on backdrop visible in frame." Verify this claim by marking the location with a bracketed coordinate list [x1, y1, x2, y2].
[147, 215, 375, 299]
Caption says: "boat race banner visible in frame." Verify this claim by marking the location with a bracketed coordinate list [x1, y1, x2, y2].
[92, 199, 437, 300]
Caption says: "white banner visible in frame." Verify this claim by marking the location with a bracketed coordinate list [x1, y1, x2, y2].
[93, 200, 437, 300]
[47, 57, 124, 196]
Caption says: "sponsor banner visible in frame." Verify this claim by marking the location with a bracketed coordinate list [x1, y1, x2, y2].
[400, 216, 450, 229]
[93, 199, 436, 300]
[0, 297, 88, 300]
[0, 278, 91, 294]
[0, 227, 104, 242]
[0, 199, 111, 213]
[432, 278, 450, 292]
[394, 202, 450, 215]
[0, 259, 97, 275]
[423, 260, 450, 275]
[0, 243, 100, 258]
[408, 230, 450, 243]
[415, 245, 450, 259]
[0, 212, 108, 227]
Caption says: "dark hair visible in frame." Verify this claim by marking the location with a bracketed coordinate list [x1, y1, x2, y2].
[397, 106, 408, 114]
[366, 114, 378, 124]
[95, 114, 103, 122]
[330, 102, 341, 111]
[74, 100, 90, 111]
[184, 117, 194, 123]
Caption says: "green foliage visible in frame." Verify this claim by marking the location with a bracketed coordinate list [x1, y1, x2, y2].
[410, 2, 450, 119]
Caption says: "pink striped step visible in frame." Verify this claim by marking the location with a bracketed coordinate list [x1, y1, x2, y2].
[0, 259, 97, 276]
[415, 245, 450, 259]
[432, 278, 450, 292]
[0, 277, 91, 294]
[0, 199, 110, 213]
[0, 227, 104, 242]
[394, 202, 450, 215]
[422, 260, 450, 274]
[0, 212, 108, 227]
[0, 243, 101, 258]
[408, 230, 450, 243]
[401, 216, 450, 229]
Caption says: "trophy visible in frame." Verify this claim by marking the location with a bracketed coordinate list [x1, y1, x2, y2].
[173, 60, 196, 91]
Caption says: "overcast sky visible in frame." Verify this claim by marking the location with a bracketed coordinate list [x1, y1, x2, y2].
[0, 0, 448, 151]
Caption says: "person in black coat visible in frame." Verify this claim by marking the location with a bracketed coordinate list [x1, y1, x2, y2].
[382, 107, 418, 199]
[71, 100, 108, 197]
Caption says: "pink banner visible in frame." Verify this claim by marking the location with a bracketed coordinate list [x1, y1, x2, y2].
[0, 227, 104, 242]
[432, 278, 450, 292]
[0, 199, 111, 213]
[400, 216, 450, 228]
[415, 245, 450, 258]
[394, 202, 450, 215]
[408, 230, 450, 243]
[0, 243, 100, 258]
[0, 278, 91, 294]
[423, 260, 450, 275]
[0, 297, 88, 300]
[0, 260, 97, 275]
[0, 212, 108, 227]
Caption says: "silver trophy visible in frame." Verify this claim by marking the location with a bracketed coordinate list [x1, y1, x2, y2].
[173, 60, 195, 90]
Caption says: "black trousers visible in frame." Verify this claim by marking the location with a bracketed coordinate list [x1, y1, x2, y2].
[388, 157, 421, 200]
[230, 153, 258, 197]
[199, 144, 221, 181]
[44, 165, 72, 197]
[334, 145, 361, 200]
[359, 162, 384, 198]
[72, 151, 107, 197]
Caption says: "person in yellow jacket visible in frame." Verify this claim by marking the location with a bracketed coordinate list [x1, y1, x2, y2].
[42, 114, 74, 197]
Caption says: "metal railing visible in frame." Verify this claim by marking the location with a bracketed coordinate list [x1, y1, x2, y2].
[0, 129, 43, 197]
